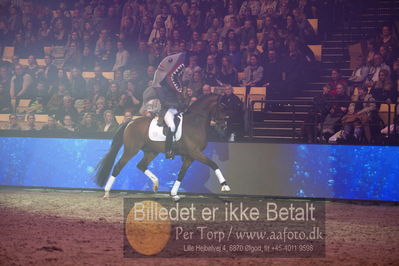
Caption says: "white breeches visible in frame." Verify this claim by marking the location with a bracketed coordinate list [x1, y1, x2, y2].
[164, 108, 178, 132]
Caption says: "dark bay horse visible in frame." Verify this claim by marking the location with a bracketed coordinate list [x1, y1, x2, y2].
[94, 94, 231, 201]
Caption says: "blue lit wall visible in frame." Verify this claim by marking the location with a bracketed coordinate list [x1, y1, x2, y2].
[0, 137, 398, 201]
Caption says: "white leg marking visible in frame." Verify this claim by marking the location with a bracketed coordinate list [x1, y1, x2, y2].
[215, 169, 226, 184]
[215, 169, 231, 192]
[103, 176, 116, 198]
[144, 169, 159, 192]
[171, 180, 181, 196]
[104, 176, 116, 192]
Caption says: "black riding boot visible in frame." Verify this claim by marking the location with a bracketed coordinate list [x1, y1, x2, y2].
[165, 128, 175, 159]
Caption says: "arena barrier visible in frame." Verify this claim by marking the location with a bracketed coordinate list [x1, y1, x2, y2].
[0, 137, 398, 201]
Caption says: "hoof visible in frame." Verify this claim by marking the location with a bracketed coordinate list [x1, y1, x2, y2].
[152, 180, 159, 193]
[221, 184, 231, 192]
[171, 195, 181, 202]
[103, 192, 110, 199]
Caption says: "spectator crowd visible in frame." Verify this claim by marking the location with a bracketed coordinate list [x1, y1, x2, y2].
[0, 0, 321, 135]
[303, 24, 399, 144]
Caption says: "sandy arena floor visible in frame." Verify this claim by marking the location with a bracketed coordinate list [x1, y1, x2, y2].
[0, 188, 398, 265]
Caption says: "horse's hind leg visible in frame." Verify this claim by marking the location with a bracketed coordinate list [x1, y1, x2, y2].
[137, 151, 159, 192]
[170, 156, 193, 201]
[189, 150, 231, 193]
[103, 145, 141, 199]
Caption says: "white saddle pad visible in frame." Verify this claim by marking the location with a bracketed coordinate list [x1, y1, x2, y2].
[148, 114, 183, 142]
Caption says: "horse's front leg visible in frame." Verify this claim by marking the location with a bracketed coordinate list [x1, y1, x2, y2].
[170, 156, 193, 201]
[189, 151, 231, 192]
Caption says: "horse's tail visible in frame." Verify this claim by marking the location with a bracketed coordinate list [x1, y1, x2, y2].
[94, 122, 130, 187]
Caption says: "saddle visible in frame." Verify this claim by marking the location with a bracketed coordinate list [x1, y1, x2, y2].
[149, 114, 183, 142]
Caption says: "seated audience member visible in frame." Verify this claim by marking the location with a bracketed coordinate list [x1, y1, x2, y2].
[100, 109, 118, 132]
[26, 55, 39, 77]
[112, 41, 130, 72]
[302, 85, 333, 143]
[6, 114, 21, 130]
[184, 87, 198, 106]
[89, 82, 106, 107]
[222, 15, 240, 38]
[260, 16, 278, 45]
[53, 68, 70, 91]
[203, 55, 219, 86]
[327, 68, 348, 96]
[368, 53, 391, 83]
[372, 69, 394, 104]
[207, 17, 223, 40]
[63, 42, 82, 70]
[55, 96, 78, 122]
[378, 45, 395, 67]
[221, 84, 244, 141]
[364, 39, 377, 65]
[87, 66, 109, 95]
[391, 59, 399, 82]
[78, 112, 99, 134]
[376, 25, 398, 56]
[81, 46, 96, 71]
[259, 2, 278, 18]
[24, 114, 39, 131]
[224, 42, 242, 71]
[10, 64, 34, 100]
[341, 86, 376, 144]
[192, 40, 208, 67]
[27, 95, 46, 114]
[97, 40, 116, 71]
[223, 5, 237, 32]
[217, 56, 238, 86]
[34, 81, 51, 104]
[125, 80, 141, 108]
[69, 67, 88, 99]
[144, 65, 156, 86]
[0, 66, 11, 92]
[47, 83, 71, 114]
[106, 82, 121, 110]
[113, 70, 125, 88]
[74, 99, 88, 122]
[242, 55, 263, 87]
[40, 55, 58, 85]
[187, 71, 204, 96]
[182, 55, 201, 85]
[239, 19, 256, 46]
[123, 111, 133, 123]
[41, 115, 60, 132]
[60, 114, 78, 133]
[241, 38, 261, 68]
[348, 56, 370, 87]
[0, 83, 11, 113]
[114, 93, 136, 116]
[200, 84, 212, 97]
[321, 83, 350, 141]
[94, 96, 107, 119]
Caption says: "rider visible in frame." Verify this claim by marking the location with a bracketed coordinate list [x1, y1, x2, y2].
[152, 52, 186, 159]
